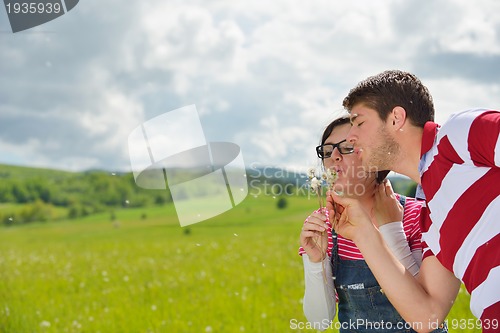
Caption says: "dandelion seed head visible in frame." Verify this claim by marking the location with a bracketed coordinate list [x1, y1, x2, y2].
[307, 167, 316, 179]
[310, 177, 320, 191]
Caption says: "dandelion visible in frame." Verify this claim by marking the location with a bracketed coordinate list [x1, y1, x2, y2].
[307, 166, 338, 285]
[307, 167, 316, 179]
[324, 168, 338, 189]
[205, 326, 213, 332]
[151, 305, 157, 311]
[40, 321, 51, 328]
[310, 177, 320, 192]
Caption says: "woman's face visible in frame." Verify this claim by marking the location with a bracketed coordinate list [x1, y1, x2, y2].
[322, 123, 375, 196]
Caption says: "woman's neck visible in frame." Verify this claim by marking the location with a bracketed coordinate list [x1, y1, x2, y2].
[345, 183, 375, 213]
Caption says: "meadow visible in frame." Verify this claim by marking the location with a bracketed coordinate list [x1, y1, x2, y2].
[0, 194, 479, 333]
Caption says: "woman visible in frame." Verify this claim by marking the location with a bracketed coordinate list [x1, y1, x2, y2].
[299, 116, 447, 332]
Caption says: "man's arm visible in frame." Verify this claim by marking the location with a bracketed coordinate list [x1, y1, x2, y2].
[329, 192, 461, 332]
[355, 223, 460, 332]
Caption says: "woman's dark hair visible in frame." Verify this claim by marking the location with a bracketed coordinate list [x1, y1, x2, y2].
[320, 115, 389, 183]
[320, 116, 351, 146]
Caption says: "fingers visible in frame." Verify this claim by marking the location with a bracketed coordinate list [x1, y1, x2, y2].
[331, 209, 349, 233]
[375, 179, 395, 200]
[384, 179, 395, 198]
[302, 217, 327, 233]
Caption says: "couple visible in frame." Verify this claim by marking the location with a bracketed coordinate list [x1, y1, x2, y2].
[300, 70, 499, 332]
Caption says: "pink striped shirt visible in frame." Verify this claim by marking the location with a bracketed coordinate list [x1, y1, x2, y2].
[298, 195, 423, 260]
[417, 109, 500, 320]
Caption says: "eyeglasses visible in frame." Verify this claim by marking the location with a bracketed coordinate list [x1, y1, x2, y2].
[316, 139, 354, 159]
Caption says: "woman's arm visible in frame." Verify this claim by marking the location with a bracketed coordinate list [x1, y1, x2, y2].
[302, 254, 336, 331]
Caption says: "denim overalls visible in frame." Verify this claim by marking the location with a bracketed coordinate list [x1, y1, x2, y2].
[331, 196, 447, 333]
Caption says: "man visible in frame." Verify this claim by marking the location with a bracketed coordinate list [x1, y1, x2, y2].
[329, 70, 499, 332]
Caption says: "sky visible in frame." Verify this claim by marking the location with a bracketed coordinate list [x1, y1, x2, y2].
[1, 0, 500, 173]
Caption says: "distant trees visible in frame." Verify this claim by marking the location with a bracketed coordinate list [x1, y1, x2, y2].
[0, 168, 173, 225]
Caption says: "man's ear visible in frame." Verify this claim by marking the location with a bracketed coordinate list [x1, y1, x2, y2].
[390, 106, 406, 130]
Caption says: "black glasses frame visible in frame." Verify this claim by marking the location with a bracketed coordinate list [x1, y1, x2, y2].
[315, 139, 354, 159]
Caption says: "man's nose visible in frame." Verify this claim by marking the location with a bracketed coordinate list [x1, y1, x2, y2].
[346, 127, 357, 144]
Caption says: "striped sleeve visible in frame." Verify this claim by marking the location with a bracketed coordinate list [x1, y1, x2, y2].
[467, 111, 500, 168]
[441, 109, 500, 169]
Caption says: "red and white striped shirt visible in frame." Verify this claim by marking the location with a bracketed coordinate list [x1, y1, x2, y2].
[298, 195, 423, 260]
[417, 108, 500, 320]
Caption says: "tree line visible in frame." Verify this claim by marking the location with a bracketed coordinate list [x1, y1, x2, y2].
[0, 169, 172, 225]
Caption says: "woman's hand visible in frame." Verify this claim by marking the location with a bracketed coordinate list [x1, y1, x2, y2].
[373, 179, 403, 227]
[300, 210, 329, 263]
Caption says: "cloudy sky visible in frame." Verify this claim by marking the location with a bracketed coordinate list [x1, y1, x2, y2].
[1, 0, 500, 173]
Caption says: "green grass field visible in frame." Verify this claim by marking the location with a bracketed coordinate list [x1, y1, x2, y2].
[0, 195, 479, 332]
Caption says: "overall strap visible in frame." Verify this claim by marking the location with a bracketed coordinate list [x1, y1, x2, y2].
[398, 194, 406, 214]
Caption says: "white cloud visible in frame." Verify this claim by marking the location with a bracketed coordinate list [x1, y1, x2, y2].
[1, 0, 499, 171]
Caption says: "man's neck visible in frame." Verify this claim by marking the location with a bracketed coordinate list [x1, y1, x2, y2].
[392, 126, 424, 185]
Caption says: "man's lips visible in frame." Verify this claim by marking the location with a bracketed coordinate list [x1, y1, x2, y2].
[354, 147, 364, 156]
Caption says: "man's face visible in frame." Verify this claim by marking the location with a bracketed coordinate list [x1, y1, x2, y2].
[346, 104, 400, 171]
